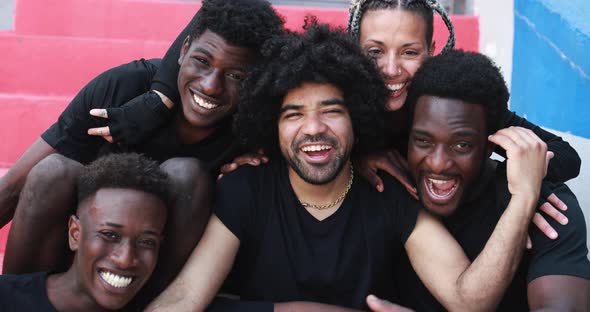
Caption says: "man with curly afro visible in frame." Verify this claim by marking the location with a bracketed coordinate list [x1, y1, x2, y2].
[147, 25, 552, 311]
[0, 0, 284, 308]
[388, 49, 590, 311]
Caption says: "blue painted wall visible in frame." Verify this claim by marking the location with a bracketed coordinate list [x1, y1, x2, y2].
[512, 0, 590, 139]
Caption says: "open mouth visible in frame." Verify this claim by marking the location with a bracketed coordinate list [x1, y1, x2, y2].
[98, 269, 135, 289]
[300, 144, 332, 161]
[424, 177, 459, 202]
[191, 91, 219, 110]
[386, 82, 409, 98]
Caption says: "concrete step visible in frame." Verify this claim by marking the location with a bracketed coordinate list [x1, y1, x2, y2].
[0, 93, 70, 164]
[0, 33, 169, 96]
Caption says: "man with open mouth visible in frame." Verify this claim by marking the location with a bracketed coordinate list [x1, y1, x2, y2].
[0, 153, 170, 311]
[397, 50, 590, 311]
[147, 25, 556, 312]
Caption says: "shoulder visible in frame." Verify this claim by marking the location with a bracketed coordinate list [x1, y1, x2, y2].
[527, 182, 590, 281]
[0, 272, 55, 311]
[217, 162, 273, 193]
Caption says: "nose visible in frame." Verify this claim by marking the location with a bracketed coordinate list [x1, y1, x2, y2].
[301, 112, 328, 136]
[110, 240, 138, 269]
[424, 145, 453, 174]
[380, 52, 402, 78]
[199, 70, 224, 97]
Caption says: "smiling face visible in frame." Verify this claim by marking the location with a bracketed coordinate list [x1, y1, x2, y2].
[177, 30, 256, 133]
[408, 96, 491, 216]
[69, 188, 166, 310]
[278, 82, 354, 185]
[359, 9, 432, 111]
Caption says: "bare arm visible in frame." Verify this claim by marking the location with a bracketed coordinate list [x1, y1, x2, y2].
[146, 214, 240, 311]
[0, 138, 55, 226]
[274, 302, 362, 312]
[528, 275, 590, 311]
[406, 127, 550, 311]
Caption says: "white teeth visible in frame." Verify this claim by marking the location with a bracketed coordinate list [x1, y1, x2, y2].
[301, 145, 331, 152]
[192, 92, 218, 110]
[428, 178, 451, 184]
[386, 83, 405, 92]
[99, 270, 133, 288]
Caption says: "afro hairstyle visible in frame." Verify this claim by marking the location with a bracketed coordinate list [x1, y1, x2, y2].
[406, 49, 510, 135]
[77, 153, 172, 211]
[234, 20, 390, 159]
[189, 0, 284, 54]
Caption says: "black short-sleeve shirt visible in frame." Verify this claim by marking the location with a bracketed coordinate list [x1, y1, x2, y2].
[214, 160, 420, 309]
[396, 161, 590, 311]
[0, 272, 57, 312]
[41, 59, 238, 171]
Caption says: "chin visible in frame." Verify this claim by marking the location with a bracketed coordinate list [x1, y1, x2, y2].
[386, 94, 407, 111]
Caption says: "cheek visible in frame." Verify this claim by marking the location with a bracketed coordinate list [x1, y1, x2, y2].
[402, 59, 424, 78]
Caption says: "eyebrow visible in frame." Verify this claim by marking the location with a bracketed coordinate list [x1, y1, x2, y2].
[365, 39, 422, 48]
[192, 47, 213, 59]
[280, 98, 344, 113]
[103, 222, 160, 236]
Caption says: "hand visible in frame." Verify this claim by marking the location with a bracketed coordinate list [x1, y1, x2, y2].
[366, 295, 414, 312]
[488, 127, 551, 201]
[87, 91, 173, 145]
[357, 149, 417, 199]
[528, 190, 569, 247]
[218, 150, 269, 180]
[88, 109, 113, 143]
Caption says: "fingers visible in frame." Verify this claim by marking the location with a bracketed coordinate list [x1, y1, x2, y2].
[87, 126, 112, 142]
[89, 109, 109, 119]
[220, 163, 238, 175]
[367, 294, 413, 312]
[547, 193, 568, 211]
[532, 212, 558, 240]
[539, 201, 568, 225]
[526, 235, 532, 249]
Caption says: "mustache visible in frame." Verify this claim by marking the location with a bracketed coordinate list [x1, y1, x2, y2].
[293, 134, 338, 149]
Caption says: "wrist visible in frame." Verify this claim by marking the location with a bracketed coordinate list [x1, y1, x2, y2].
[153, 90, 174, 109]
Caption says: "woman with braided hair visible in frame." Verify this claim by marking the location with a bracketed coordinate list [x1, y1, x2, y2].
[347, 0, 580, 240]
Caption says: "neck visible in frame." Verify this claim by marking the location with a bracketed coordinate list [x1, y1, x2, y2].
[46, 268, 105, 312]
[288, 161, 353, 218]
[174, 111, 217, 144]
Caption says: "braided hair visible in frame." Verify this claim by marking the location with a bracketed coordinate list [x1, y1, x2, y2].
[348, 0, 455, 52]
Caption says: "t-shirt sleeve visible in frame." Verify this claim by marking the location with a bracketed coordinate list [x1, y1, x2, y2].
[213, 167, 256, 241]
[381, 174, 420, 244]
[207, 297, 273, 312]
[527, 182, 590, 282]
[41, 59, 158, 164]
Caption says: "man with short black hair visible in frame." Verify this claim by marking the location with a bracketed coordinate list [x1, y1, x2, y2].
[0, 153, 170, 311]
[396, 49, 590, 311]
[0, 0, 284, 306]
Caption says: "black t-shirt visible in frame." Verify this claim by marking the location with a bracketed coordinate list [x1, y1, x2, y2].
[397, 161, 590, 311]
[41, 59, 238, 172]
[0, 272, 57, 312]
[214, 160, 420, 309]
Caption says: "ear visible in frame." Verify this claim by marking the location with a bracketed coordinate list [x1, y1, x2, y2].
[68, 215, 81, 252]
[429, 40, 436, 56]
[178, 36, 192, 66]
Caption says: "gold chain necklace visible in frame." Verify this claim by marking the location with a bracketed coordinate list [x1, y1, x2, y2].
[299, 164, 354, 210]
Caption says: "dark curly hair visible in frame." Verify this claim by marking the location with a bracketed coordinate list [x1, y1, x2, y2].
[234, 21, 390, 159]
[77, 153, 172, 210]
[405, 49, 510, 135]
[189, 0, 284, 54]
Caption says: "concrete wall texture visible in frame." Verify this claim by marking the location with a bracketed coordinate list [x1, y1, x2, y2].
[512, 0, 590, 251]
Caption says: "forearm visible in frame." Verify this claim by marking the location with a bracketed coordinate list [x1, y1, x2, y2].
[456, 195, 537, 310]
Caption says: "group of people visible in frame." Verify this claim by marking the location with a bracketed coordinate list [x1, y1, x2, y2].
[0, 0, 588, 311]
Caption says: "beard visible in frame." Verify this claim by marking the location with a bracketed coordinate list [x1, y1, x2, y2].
[282, 134, 352, 185]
